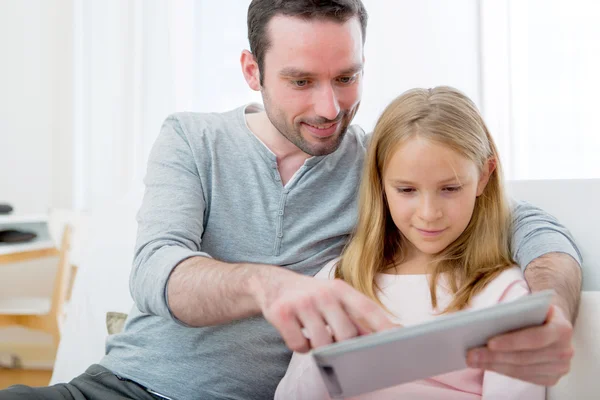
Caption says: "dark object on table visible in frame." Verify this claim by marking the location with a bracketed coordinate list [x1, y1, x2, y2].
[0, 204, 13, 215]
[0, 353, 23, 369]
[0, 229, 37, 244]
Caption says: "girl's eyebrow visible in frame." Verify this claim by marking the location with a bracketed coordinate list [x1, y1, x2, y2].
[389, 176, 465, 185]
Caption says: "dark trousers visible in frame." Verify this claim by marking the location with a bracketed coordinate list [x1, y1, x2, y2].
[0, 364, 166, 400]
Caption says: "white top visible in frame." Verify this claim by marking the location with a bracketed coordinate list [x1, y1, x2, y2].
[275, 259, 546, 400]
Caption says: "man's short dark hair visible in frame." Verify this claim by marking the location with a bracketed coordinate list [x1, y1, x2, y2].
[247, 0, 368, 85]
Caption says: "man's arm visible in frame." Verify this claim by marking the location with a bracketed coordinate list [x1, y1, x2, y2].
[166, 256, 261, 327]
[510, 200, 583, 321]
[525, 253, 582, 323]
[467, 201, 583, 386]
[133, 115, 394, 352]
[129, 115, 210, 321]
[167, 255, 396, 352]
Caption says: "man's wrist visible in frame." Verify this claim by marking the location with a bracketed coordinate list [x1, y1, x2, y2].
[525, 252, 582, 323]
[245, 263, 290, 313]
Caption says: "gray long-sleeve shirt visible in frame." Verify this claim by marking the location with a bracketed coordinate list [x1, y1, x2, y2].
[100, 104, 581, 400]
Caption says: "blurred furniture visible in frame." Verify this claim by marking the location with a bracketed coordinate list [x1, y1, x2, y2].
[0, 203, 14, 215]
[0, 225, 75, 348]
[0, 215, 57, 264]
[0, 247, 58, 268]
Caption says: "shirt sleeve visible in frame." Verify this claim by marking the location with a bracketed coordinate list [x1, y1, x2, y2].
[274, 352, 333, 400]
[510, 200, 582, 270]
[129, 115, 211, 324]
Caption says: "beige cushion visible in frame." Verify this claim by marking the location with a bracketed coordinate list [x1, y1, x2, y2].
[106, 312, 128, 335]
[547, 291, 600, 399]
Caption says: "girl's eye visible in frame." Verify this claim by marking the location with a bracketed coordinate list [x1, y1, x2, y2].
[396, 188, 415, 194]
[443, 186, 463, 193]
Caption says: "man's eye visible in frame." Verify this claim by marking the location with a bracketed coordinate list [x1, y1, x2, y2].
[293, 80, 309, 87]
[338, 76, 356, 84]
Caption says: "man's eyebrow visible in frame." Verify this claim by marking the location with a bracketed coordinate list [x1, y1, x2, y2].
[279, 67, 313, 78]
[337, 63, 364, 76]
[279, 63, 364, 78]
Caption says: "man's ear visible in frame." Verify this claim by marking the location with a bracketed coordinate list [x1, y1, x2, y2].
[476, 157, 497, 196]
[240, 50, 261, 91]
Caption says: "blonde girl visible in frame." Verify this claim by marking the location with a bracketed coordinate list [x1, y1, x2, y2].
[275, 86, 545, 399]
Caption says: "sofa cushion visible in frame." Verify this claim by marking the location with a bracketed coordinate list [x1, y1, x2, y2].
[547, 291, 600, 399]
[106, 312, 128, 335]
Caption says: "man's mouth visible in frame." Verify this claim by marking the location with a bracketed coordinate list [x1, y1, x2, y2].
[302, 121, 340, 137]
[305, 122, 337, 130]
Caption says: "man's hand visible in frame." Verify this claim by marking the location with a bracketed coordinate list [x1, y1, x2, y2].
[249, 267, 396, 353]
[467, 304, 574, 386]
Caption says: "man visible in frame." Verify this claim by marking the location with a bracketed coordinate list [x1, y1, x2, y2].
[2, 1, 581, 399]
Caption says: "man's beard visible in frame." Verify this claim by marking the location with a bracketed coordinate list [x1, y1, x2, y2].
[262, 92, 359, 157]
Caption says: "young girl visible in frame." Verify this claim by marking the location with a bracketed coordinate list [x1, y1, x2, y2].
[274, 87, 545, 399]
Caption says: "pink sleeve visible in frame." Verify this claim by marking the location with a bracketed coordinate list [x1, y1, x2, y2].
[497, 278, 530, 303]
[274, 351, 332, 400]
[274, 259, 339, 400]
[482, 273, 545, 400]
[482, 371, 545, 400]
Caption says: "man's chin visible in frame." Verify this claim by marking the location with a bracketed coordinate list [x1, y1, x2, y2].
[302, 135, 344, 156]
[299, 126, 349, 155]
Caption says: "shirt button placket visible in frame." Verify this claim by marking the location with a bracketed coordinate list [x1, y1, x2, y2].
[272, 161, 282, 183]
[275, 189, 288, 256]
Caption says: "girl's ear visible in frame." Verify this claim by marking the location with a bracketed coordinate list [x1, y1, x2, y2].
[476, 158, 497, 197]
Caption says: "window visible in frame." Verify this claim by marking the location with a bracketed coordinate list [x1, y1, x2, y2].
[481, 0, 600, 179]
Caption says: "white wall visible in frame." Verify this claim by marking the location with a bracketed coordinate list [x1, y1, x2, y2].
[0, 0, 73, 215]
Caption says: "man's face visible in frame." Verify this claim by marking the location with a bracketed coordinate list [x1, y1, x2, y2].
[260, 15, 364, 156]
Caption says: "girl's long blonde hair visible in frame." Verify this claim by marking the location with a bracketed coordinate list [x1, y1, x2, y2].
[335, 86, 513, 313]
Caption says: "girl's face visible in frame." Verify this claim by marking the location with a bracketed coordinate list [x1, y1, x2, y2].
[383, 136, 492, 259]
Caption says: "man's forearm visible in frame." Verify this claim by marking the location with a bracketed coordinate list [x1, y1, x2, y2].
[524, 252, 582, 323]
[166, 256, 282, 327]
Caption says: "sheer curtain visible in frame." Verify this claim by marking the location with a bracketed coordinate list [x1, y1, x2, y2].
[74, 0, 486, 210]
[480, 0, 600, 180]
[73, 0, 261, 210]
[76, 0, 600, 210]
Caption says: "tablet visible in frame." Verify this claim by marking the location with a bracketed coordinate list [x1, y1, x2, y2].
[311, 289, 554, 398]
